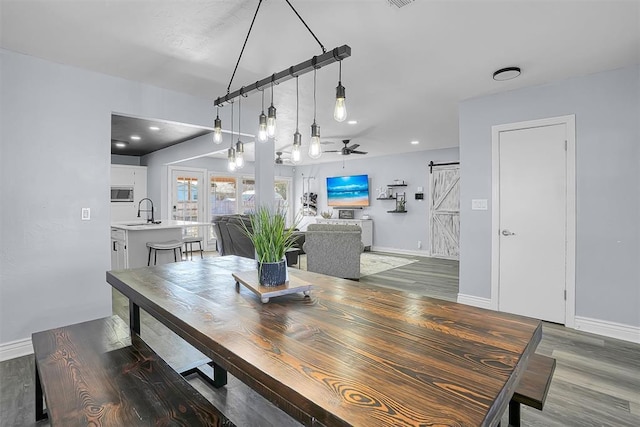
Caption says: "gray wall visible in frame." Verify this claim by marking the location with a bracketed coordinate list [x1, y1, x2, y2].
[0, 49, 213, 348]
[293, 148, 459, 253]
[459, 65, 640, 327]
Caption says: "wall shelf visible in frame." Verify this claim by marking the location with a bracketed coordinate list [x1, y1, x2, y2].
[378, 181, 408, 213]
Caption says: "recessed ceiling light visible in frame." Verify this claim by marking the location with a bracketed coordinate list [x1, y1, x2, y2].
[149, 126, 160, 131]
[130, 135, 141, 140]
[493, 66, 521, 81]
[114, 141, 129, 148]
[347, 120, 358, 125]
[411, 140, 420, 145]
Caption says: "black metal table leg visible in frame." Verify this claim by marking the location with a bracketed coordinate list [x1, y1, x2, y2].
[180, 360, 228, 389]
[509, 400, 521, 427]
[35, 362, 48, 421]
[129, 300, 141, 335]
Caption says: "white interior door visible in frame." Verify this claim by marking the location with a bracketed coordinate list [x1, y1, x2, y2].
[429, 165, 460, 259]
[493, 118, 575, 324]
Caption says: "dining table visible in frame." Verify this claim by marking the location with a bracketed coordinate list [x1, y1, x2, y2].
[106, 255, 542, 427]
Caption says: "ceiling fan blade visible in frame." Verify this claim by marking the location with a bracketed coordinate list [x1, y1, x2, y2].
[347, 143, 360, 151]
[351, 150, 367, 155]
[323, 149, 340, 153]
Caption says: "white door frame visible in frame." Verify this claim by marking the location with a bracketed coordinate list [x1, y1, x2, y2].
[167, 165, 208, 239]
[491, 115, 576, 327]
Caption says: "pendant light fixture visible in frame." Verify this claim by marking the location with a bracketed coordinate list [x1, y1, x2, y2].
[291, 76, 302, 164]
[212, 0, 352, 166]
[334, 60, 347, 122]
[267, 80, 277, 138]
[213, 106, 223, 144]
[257, 89, 268, 142]
[227, 100, 236, 172]
[235, 95, 245, 169]
[308, 68, 322, 159]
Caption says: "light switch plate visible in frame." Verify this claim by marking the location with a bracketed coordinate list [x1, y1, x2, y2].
[81, 208, 91, 220]
[471, 199, 488, 210]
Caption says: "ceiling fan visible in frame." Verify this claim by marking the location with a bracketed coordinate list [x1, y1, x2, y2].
[324, 139, 367, 155]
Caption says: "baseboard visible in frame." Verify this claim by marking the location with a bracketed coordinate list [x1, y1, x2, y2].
[574, 316, 640, 344]
[0, 337, 33, 362]
[370, 246, 431, 257]
[457, 293, 492, 309]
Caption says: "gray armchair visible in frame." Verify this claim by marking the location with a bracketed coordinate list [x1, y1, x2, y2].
[302, 224, 363, 280]
[212, 215, 254, 258]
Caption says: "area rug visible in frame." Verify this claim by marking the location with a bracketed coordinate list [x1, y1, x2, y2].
[297, 252, 417, 277]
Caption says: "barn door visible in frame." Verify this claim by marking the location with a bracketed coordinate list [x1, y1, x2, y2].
[429, 164, 460, 259]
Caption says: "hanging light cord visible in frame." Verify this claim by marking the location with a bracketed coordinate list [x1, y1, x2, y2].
[295, 76, 299, 131]
[284, 0, 326, 53]
[229, 99, 234, 147]
[226, 0, 264, 95]
[313, 69, 317, 121]
[238, 95, 241, 136]
[227, 0, 327, 94]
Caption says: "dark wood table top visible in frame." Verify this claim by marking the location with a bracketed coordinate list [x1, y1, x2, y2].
[107, 255, 542, 427]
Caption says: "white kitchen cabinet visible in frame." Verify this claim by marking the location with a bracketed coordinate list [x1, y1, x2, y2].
[110, 165, 147, 222]
[110, 228, 128, 270]
[314, 218, 373, 250]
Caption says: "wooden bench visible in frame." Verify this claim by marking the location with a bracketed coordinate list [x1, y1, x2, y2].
[507, 353, 556, 427]
[32, 315, 234, 426]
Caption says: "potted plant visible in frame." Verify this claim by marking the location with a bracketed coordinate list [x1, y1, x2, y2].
[240, 205, 299, 287]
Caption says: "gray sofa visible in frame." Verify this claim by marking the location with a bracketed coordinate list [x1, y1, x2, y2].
[302, 223, 363, 280]
[212, 214, 305, 263]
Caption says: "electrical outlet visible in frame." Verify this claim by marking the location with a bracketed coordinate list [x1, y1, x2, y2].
[81, 208, 90, 220]
[417, 240, 422, 249]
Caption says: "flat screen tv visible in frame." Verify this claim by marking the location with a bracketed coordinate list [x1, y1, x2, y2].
[326, 174, 370, 207]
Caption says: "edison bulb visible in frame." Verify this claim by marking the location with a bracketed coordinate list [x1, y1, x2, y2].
[267, 104, 277, 138]
[257, 113, 268, 142]
[334, 97, 347, 122]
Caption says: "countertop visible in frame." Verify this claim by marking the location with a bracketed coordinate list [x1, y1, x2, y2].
[111, 220, 211, 231]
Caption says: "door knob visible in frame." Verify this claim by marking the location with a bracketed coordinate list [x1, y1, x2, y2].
[501, 229, 516, 236]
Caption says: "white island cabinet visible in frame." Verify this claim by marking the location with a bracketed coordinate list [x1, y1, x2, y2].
[110, 220, 209, 269]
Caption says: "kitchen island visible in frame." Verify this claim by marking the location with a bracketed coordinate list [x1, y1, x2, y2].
[110, 220, 210, 269]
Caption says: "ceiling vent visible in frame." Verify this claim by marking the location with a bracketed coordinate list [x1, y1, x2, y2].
[388, 0, 414, 8]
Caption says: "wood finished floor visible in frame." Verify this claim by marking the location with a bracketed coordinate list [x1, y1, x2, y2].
[1, 252, 638, 426]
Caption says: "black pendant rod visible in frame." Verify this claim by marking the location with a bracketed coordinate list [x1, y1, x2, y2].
[429, 161, 460, 173]
[215, 45, 351, 106]
[226, 0, 264, 95]
[284, 0, 326, 53]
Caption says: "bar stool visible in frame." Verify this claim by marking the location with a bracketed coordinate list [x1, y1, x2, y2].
[183, 236, 204, 260]
[146, 240, 183, 266]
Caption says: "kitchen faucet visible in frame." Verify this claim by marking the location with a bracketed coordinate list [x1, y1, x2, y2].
[137, 198, 155, 223]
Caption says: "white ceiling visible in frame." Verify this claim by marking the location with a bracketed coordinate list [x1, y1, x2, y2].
[2, 0, 638, 164]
